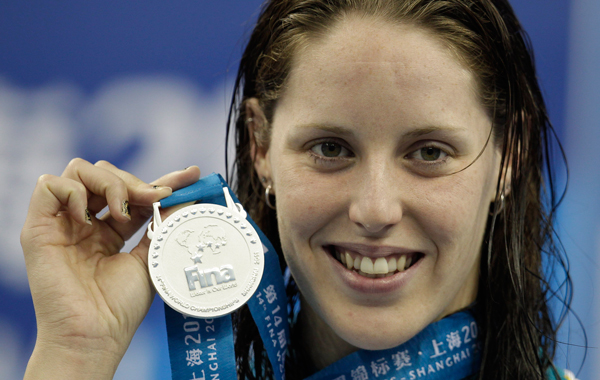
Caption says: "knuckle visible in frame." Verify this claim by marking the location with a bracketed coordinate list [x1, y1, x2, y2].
[110, 179, 127, 194]
[101, 174, 127, 196]
[74, 180, 88, 194]
[36, 174, 55, 186]
[67, 157, 86, 168]
[94, 160, 111, 167]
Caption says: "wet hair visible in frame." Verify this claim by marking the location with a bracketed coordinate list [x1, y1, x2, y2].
[225, 1, 574, 379]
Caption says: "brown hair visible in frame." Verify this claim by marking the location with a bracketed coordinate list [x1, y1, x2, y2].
[226, 1, 572, 379]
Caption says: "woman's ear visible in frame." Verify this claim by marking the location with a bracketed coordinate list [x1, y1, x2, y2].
[246, 98, 272, 184]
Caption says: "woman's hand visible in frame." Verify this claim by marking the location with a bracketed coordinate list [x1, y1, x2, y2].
[21, 159, 201, 379]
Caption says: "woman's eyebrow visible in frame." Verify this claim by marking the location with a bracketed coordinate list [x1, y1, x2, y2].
[296, 123, 355, 136]
[401, 125, 469, 138]
[297, 123, 468, 138]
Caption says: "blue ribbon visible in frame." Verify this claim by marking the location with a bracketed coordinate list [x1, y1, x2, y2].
[161, 173, 289, 380]
[165, 307, 237, 380]
[306, 310, 480, 380]
[159, 173, 479, 380]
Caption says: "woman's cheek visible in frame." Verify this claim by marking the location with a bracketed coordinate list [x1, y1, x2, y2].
[275, 167, 347, 236]
[411, 176, 487, 254]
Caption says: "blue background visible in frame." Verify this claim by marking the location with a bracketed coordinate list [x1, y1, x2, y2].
[0, 1, 596, 378]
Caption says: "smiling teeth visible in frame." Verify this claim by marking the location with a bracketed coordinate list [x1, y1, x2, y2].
[345, 252, 353, 270]
[332, 247, 417, 277]
[397, 255, 406, 272]
[388, 257, 397, 272]
[373, 257, 388, 274]
[354, 256, 361, 270]
[360, 257, 374, 273]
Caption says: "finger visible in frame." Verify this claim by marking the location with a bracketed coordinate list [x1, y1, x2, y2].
[89, 163, 200, 208]
[131, 223, 152, 266]
[149, 165, 202, 191]
[93, 160, 177, 206]
[129, 201, 196, 267]
[21, 175, 91, 253]
[61, 158, 135, 223]
[129, 166, 202, 264]
[102, 166, 201, 242]
[87, 161, 174, 221]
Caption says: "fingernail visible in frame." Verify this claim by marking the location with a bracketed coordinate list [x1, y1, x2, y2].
[121, 200, 131, 219]
[183, 166, 191, 171]
[152, 185, 172, 191]
[153, 185, 161, 189]
[85, 208, 92, 225]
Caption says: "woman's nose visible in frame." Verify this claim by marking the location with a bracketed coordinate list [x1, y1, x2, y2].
[348, 165, 403, 235]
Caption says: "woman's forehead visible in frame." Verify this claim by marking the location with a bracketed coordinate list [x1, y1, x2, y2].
[293, 16, 473, 78]
[278, 16, 485, 134]
[289, 18, 475, 95]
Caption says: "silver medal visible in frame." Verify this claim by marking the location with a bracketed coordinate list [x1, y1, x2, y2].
[147, 187, 265, 318]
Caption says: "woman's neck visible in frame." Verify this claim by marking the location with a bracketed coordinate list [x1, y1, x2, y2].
[297, 296, 358, 372]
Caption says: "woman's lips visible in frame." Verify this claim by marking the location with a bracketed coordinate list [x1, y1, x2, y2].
[324, 246, 423, 294]
[325, 244, 423, 278]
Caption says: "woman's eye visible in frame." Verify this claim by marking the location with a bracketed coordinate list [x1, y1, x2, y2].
[410, 146, 448, 162]
[311, 142, 350, 158]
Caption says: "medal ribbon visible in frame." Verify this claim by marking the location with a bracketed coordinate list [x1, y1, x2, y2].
[160, 173, 289, 380]
[157, 173, 480, 380]
[306, 310, 481, 380]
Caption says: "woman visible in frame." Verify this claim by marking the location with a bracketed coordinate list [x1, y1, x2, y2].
[20, 0, 576, 379]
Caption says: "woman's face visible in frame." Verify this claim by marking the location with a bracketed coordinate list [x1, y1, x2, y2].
[255, 16, 501, 350]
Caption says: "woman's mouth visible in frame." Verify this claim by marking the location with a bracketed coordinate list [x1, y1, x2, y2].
[324, 245, 423, 278]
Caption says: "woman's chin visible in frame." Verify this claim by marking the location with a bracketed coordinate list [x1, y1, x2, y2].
[329, 316, 426, 352]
